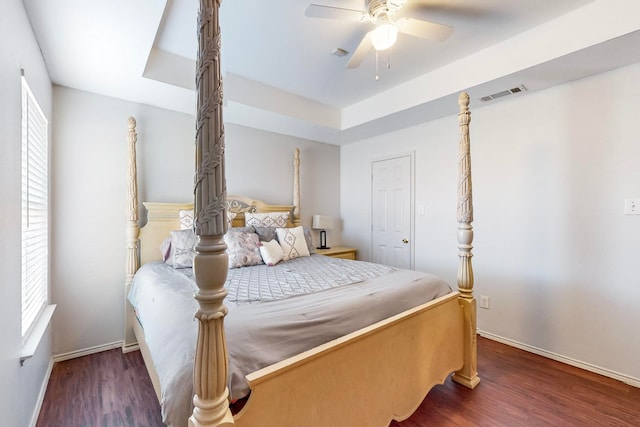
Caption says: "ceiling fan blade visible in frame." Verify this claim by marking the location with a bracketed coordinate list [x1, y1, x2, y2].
[305, 4, 366, 22]
[401, 2, 489, 20]
[346, 33, 373, 69]
[396, 17, 453, 42]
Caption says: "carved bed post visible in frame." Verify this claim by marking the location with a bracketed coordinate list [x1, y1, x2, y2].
[451, 92, 481, 389]
[190, 0, 234, 426]
[124, 116, 140, 350]
[292, 148, 301, 226]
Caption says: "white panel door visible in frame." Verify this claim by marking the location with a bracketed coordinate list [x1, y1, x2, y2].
[371, 155, 412, 269]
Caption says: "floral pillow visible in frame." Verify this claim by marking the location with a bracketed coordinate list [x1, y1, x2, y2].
[275, 226, 310, 261]
[244, 211, 290, 228]
[223, 231, 263, 269]
[229, 226, 255, 233]
[259, 240, 284, 266]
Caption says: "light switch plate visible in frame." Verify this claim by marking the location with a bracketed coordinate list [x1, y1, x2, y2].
[479, 295, 490, 309]
[624, 199, 640, 215]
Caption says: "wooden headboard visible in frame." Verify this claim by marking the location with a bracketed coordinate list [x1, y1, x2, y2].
[138, 196, 297, 265]
[123, 133, 301, 350]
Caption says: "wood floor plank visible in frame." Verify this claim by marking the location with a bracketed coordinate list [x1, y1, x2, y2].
[391, 337, 640, 427]
[37, 349, 165, 427]
[37, 337, 640, 426]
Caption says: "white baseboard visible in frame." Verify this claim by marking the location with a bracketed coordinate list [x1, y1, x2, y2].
[478, 330, 640, 388]
[28, 358, 54, 427]
[52, 341, 123, 363]
[121, 342, 140, 354]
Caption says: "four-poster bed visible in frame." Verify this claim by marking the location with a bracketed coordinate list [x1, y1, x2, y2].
[124, 1, 479, 426]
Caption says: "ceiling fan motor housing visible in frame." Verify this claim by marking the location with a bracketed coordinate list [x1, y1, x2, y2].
[366, 0, 405, 23]
[306, 0, 448, 69]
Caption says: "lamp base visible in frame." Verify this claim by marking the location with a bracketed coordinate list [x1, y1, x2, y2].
[316, 229, 331, 250]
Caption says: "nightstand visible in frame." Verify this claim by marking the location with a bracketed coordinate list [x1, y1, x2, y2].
[316, 246, 357, 260]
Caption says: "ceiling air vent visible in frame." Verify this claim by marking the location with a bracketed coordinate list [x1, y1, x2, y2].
[479, 85, 527, 103]
[332, 48, 349, 57]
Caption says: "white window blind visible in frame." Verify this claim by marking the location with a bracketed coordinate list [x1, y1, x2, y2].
[21, 75, 49, 341]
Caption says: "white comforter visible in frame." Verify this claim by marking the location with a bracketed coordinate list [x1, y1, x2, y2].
[128, 255, 452, 427]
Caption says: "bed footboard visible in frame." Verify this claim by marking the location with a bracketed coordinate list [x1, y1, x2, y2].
[186, 1, 478, 425]
[234, 293, 464, 427]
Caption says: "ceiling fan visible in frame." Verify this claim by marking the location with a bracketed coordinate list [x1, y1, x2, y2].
[305, 0, 453, 69]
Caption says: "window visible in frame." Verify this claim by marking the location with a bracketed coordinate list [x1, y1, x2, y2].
[21, 74, 49, 341]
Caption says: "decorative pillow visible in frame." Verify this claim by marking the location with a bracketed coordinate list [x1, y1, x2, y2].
[253, 226, 278, 242]
[258, 240, 284, 266]
[229, 226, 255, 233]
[182, 210, 236, 230]
[303, 226, 316, 254]
[160, 236, 172, 262]
[254, 226, 315, 254]
[275, 226, 310, 261]
[170, 229, 197, 268]
[223, 231, 263, 269]
[179, 209, 194, 230]
[244, 211, 290, 228]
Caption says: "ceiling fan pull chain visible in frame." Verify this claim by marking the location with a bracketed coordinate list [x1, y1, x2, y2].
[375, 50, 380, 81]
[387, 51, 391, 70]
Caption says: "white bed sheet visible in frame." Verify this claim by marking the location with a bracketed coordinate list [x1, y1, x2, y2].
[128, 255, 452, 427]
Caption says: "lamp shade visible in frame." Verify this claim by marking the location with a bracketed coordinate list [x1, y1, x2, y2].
[312, 215, 333, 230]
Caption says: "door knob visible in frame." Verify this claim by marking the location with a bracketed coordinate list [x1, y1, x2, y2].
[402, 238, 409, 244]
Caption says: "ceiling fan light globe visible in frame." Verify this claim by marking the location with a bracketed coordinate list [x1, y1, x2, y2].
[370, 23, 398, 51]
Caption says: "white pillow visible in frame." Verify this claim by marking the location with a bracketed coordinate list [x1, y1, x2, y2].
[179, 209, 194, 230]
[259, 239, 284, 266]
[182, 210, 236, 230]
[276, 226, 310, 261]
[245, 211, 289, 228]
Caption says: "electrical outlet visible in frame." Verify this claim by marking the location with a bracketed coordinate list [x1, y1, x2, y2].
[624, 199, 640, 215]
[479, 295, 490, 309]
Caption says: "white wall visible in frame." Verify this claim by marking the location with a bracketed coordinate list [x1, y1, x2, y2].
[225, 123, 341, 238]
[51, 86, 195, 355]
[341, 63, 640, 384]
[51, 86, 340, 356]
[0, 0, 53, 425]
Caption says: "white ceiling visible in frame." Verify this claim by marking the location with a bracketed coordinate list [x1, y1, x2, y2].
[23, 0, 640, 144]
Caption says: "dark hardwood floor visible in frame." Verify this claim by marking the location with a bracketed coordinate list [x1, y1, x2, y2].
[390, 338, 640, 426]
[36, 347, 164, 427]
[37, 337, 640, 427]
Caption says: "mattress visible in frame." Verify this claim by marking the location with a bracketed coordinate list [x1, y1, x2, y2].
[128, 255, 452, 427]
